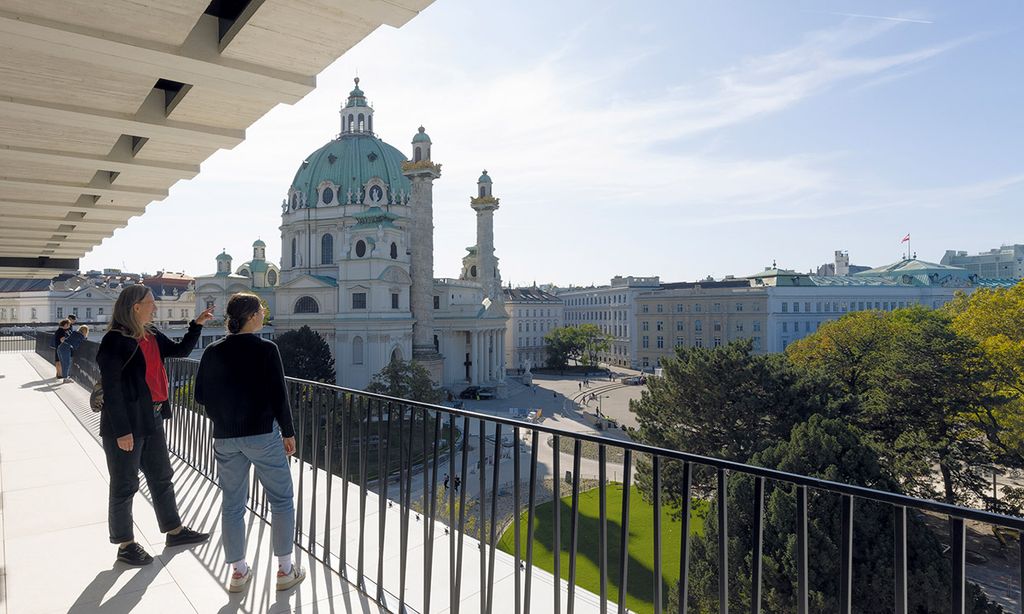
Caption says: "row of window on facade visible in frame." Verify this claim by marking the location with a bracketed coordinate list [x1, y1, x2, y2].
[567, 310, 630, 321]
[516, 308, 556, 317]
[516, 336, 549, 348]
[517, 320, 556, 333]
[289, 235, 400, 268]
[641, 319, 763, 334]
[780, 299, 925, 313]
[291, 292, 403, 315]
[639, 336, 765, 365]
[565, 294, 628, 306]
[640, 302, 762, 314]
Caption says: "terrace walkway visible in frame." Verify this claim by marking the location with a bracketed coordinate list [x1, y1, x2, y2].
[0, 351, 608, 614]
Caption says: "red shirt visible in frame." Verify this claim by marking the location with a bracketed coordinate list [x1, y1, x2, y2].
[140, 334, 169, 403]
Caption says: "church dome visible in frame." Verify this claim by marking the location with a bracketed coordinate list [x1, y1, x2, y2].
[289, 135, 411, 206]
[252, 239, 266, 248]
[412, 126, 431, 143]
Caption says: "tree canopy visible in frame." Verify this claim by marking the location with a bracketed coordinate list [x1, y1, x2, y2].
[544, 324, 611, 369]
[274, 325, 336, 383]
[365, 358, 444, 405]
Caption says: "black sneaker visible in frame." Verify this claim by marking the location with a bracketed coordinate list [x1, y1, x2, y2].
[117, 542, 154, 566]
[165, 526, 210, 547]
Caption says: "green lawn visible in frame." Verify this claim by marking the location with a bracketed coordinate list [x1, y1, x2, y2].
[497, 484, 707, 614]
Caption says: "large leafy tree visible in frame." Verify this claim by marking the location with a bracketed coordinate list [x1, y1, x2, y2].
[366, 358, 444, 405]
[632, 340, 820, 502]
[543, 324, 611, 369]
[788, 307, 997, 506]
[274, 325, 336, 383]
[681, 415, 1001, 613]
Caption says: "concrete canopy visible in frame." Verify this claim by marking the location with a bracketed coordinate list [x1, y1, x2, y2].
[0, 0, 432, 279]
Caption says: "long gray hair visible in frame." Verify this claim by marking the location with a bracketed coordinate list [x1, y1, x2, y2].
[109, 285, 155, 339]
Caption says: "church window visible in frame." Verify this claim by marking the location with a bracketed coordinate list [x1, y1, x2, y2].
[479, 185, 486, 198]
[433, 295, 440, 309]
[369, 185, 383, 201]
[368, 115, 373, 132]
[390, 242, 398, 259]
[391, 293, 399, 309]
[694, 319, 702, 332]
[352, 336, 364, 365]
[357, 113, 365, 131]
[291, 194, 298, 209]
[291, 238, 297, 267]
[348, 114, 354, 132]
[322, 188, 334, 204]
[294, 296, 319, 314]
[470, 265, 477, 278]
[352, 292, 367, 309]
[355, 240, 366, 258]
[267, 270, 278, 286]
[239, 269, 249, 277]
[414, 147, 422, 162]
[321, 234, 334, 264]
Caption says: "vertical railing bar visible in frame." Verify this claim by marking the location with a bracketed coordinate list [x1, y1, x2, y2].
[479, 418, 488, 614]
[568, 439, 582, 614]
[339, 393, 352, 575]
[678, 461, 692, 614]
[399, 404, 412, 612]
[425, 409, 442, 614]
[376, 400, 389, 603]
[616, 450, 633, 614]
[951, 516, 966, 614]
[653, 455, 663, 614]
[454, 416, 470, 614]
[356, 396, 369, 591]
[525, 429, 539, 614]
[795, 484, 807, 614]
[485, 422, 503, 614]
[553, 434, 562, 614]
[598, 443, 608, 614]
[894, 505, 907, 614]
[513, 425, 522, 614]
[322, 390, 335, 565]
[308, 386, 320, 555]
[751, 476, 764, 614]
[448, 415, 457, 612]
[840, 495, 853, 614]
[294, 383, 307, 546]
[718, 468, 728, 614]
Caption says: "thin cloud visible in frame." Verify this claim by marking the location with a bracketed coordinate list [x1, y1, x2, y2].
[817, 11, 934, 25]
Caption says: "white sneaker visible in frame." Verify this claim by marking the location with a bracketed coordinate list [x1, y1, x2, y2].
[228, 567, 252, 593]
[276, 565, 305, 591]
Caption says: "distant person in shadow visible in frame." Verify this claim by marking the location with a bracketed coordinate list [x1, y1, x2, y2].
[58, 324, 89, 383]
[98, 284, 214, 566]
[194, 293, 305, 594]
[52, 319, 70, 378]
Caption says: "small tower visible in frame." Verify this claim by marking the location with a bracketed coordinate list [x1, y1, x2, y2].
[339, 77, 374, 136]
[215, 250, 232, 276]
[471, 170, 502, 302]
[412, 126, 431, 162]
[253, 239, 267, 261]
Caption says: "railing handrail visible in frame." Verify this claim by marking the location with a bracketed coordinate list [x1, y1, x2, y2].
[169, 357, 1024, 531]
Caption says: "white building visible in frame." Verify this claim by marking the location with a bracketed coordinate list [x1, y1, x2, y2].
[271, 80, 508, 393]
[502, 287, 564, 371]
[941, 244, 1024, 280]
[558, 275, 660, 368]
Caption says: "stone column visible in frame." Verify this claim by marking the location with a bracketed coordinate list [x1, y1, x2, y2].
[404, 166, 444, 383]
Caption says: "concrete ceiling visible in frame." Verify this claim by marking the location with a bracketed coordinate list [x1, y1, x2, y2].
[0, 0, 432, 278]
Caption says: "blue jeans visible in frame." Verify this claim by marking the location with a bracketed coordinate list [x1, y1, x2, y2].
[57, 345, 73, 378]
[214, 428, 295, 563]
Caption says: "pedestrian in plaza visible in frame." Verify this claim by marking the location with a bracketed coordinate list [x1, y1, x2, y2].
[443, 474, 450, 492]
[578, 382, 582, 391]
[57, 324, 89, 383]
[195, 293, 304, 594]
[454, 476, 461, 493]
[98, 285, 213, 567]
[51, 319, 70, 378]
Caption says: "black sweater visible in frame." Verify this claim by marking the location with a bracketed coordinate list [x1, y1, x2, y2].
[97, 322, 203, 438]
[194, 334, 295, 439]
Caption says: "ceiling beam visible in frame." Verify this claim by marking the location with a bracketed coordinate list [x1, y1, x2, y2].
[0, 94, 244, 150]
[0, 11, 314, 102]
[0, 145, 199, 179]
[0, 227, 112, 240]
[0, 213, 125, 232]
[0, 256, 78, 273]
[0, 178, 167, 201]
[0, 199, 144, 220]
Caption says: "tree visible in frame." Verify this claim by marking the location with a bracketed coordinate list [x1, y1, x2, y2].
[366, 359, 444, 405]
[543, 324, 611, 369]
[274, 325, 336, 383]
[681, 415, 1001, 613]
[632, 340, 820, 504]
[788, 307, 998, 506]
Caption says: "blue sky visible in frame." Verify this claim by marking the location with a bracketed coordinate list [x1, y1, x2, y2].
[81, 0, 1024, 286]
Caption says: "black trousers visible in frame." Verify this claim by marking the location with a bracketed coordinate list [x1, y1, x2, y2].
[102, 417, 182, 544]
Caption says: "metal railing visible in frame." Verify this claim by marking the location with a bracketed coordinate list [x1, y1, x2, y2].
[24, 338, 1024, 614]
[0, 333, 36, 353]
[156, 358, 1024, 614]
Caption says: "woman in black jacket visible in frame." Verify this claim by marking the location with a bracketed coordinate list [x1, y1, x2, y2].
[52, 319, 70, 378]
[97, 284, 214, 566]
[194, 293, 304, 593]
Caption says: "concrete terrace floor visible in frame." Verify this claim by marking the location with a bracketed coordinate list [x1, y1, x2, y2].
[0, 351, 611, 614]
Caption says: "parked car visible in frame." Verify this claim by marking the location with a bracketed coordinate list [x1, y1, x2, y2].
[459, 386, 481, 399]
[477, 388, 497, 400]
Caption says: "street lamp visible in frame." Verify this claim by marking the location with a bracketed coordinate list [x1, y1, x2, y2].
[597, 394, 610, 417]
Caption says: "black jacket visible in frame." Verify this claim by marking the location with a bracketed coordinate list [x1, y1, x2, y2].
[97, 321, 203, 439]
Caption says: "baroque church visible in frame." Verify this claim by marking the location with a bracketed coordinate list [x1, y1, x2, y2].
[262, 79, 509, 393]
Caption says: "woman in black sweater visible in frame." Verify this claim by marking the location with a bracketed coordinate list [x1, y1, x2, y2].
[194, 293, 304, 593]
[97, 284, 213, 566]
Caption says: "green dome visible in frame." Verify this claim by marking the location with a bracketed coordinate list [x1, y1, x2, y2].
[216, 251, 231, 261]
[345, 77, 368, 108]
[412, 126, 431, 143]
[252, 239, 266, 248]
[478, 170, 492, 183]
[290, 135, 411, 206]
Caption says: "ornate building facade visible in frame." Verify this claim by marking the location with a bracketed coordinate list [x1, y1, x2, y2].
[272, 79, 508, 392]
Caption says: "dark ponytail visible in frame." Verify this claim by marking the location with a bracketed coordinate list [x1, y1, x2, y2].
[226, 293, 261, 334]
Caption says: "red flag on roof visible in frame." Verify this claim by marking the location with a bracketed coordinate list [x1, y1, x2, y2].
[901, 233, 910, 243]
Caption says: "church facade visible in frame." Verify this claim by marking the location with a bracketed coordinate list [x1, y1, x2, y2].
[270, 79, 508, 393]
